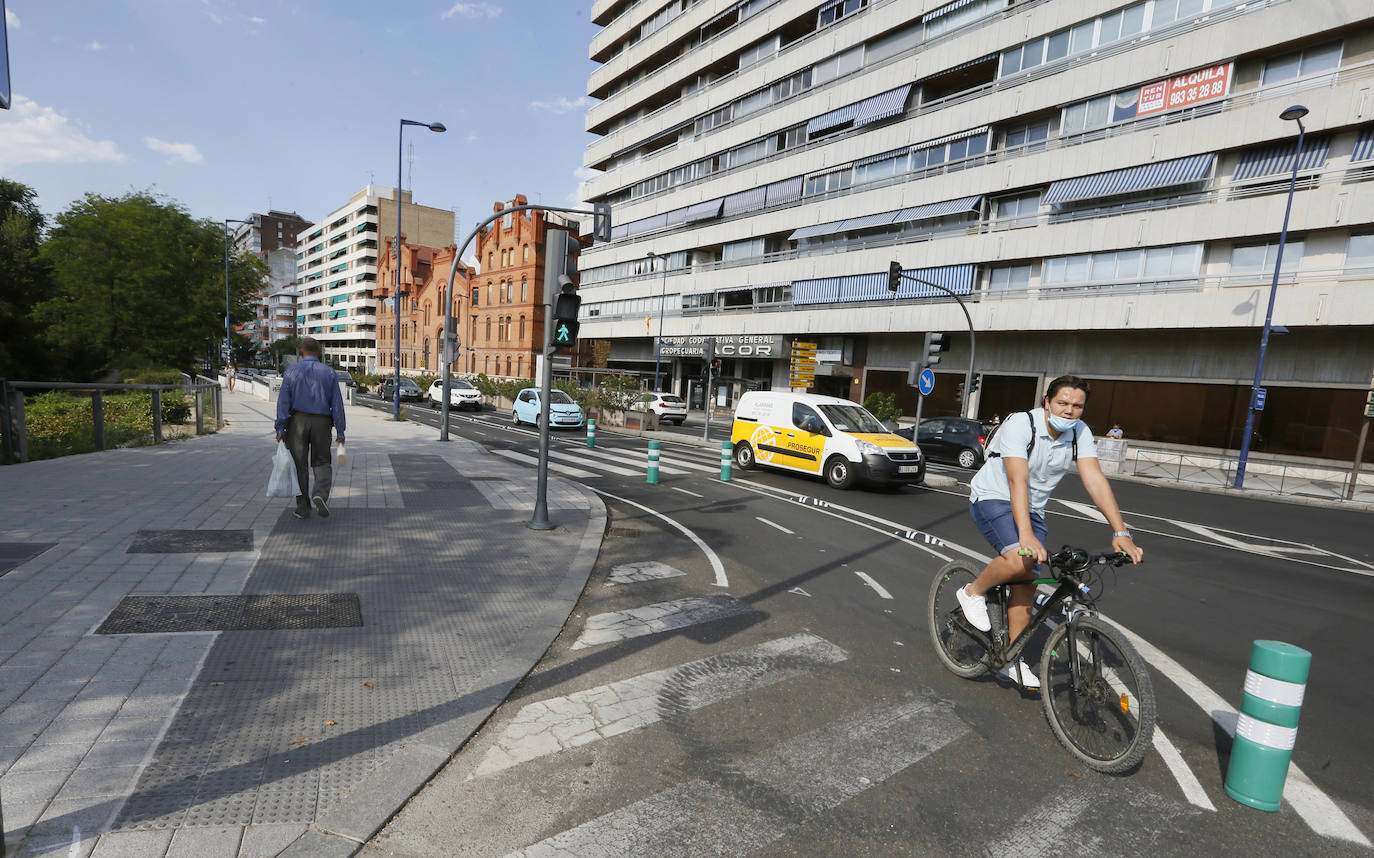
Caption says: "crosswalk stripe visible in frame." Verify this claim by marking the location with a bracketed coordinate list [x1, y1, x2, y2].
[547, 448, 641, 477]
[472, 633, 848, 778]
[571, 446, 690, 475]
[490, 448, 599, 479]
[504, 692, 968, 857]
[656, 452, 723, 474]
[571, 595, 755, 650]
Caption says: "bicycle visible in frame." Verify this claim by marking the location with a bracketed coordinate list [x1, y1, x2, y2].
[928, 547, 1156, 773]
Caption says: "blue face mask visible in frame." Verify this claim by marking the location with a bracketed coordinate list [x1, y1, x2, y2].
[1047, 412, 1077, 433]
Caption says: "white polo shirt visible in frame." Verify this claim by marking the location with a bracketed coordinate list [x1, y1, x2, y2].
[969, 408, 1098, 513]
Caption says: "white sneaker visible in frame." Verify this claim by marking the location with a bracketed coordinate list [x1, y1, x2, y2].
[997, 659, 1040, 690]
[956, 585, 991, 632]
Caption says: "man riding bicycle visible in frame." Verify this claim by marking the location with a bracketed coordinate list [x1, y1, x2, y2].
[956, 375, 1143, 689]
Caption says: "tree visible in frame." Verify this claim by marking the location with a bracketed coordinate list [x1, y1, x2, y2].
[0, 179, 56, 378]
[269, 335, 300, 368]
[34, 190, 266, 378]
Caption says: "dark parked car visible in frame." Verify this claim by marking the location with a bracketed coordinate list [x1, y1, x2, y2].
[335, 370, 356, 388]
[898, 417, 989, 469]
[378, 377, 423, 402]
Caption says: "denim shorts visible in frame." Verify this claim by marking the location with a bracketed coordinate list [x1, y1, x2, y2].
[970, 499, 1048, 557]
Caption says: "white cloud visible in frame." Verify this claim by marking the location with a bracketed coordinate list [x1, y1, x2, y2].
[248, 16, 265, 25]
[201, 0, 227, 24]
[144, 137, 205, 165]
[86, 41, 104, 51]
[442, 2, 501, 19]
[5, 9, 20, 28]
[529, 95, 591, 115]
[0, 96, 126, 167]
[465, 131, 479, 143]
[568, 166, 598, 205]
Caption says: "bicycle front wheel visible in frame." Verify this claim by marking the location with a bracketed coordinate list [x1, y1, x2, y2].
[928, 561, 990, 679]
[1040, 615, 1155, 774]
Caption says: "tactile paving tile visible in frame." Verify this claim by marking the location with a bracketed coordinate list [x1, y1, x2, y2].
[0, 541, 57, 576]
[94, 594, 362, 634]
[391, 453, 486, 506]
[127, 529, 254, 553]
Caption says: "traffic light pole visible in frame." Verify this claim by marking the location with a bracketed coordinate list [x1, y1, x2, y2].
[529, 228, 572, 531]
[439, 203, 609, 441]
[899, 272, 977, 419]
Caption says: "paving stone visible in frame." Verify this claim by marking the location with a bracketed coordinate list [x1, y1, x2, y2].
[8, 742, 89, 774]
[58, 764, 141, 798]
[165, 826, 243, 858]
[88, 829, 175, 858]
[236, 823, 309, 858]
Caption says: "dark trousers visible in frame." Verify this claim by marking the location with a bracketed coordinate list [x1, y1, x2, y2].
[286, 414, 334, 507]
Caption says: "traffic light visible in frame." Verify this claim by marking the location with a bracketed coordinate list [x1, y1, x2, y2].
[703, 338, 716, 379]
[968, 373, 980, 395]
[551, 276, 580, 351]
[888, 261, 902, 293]
[593, 202, 612, 243]
[710, 358, 722, 376]
[922, 332, 947, 367]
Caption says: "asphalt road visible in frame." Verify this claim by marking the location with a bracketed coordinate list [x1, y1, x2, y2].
[362, 397, 1374, 856]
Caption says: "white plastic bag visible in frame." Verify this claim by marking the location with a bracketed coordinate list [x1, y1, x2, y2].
[266, 442, 297, 497]
[336, 442, 347, 468]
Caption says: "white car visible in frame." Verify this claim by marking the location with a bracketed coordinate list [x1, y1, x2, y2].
[630, 392, 688, 425]
[428, 378, 483, 411]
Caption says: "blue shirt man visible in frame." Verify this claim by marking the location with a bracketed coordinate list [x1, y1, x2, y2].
[274, 339, 346, 518]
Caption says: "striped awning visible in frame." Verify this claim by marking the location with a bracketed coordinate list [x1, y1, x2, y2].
[625, 212, 669, 236]
[683, 198, 723, 223]
[918, 52, 997, 82]
[701, 1, 741, 30]
[856, 147, 910, 167]
[794, 264, 976, 306]
[817, 0, 844, 15]
[1044, 153, 1215, 205]
[838, 272, 892, 302]
[789, 220, 846, 241]
[1233, 137, 1331, 181]
[723, 186, 767, 216]
[806, 102, 860, 136]
[765, 176, 804, 207]
[838, 211, 899, 232]
[793, 276, 843, 305]
[853, 85, 913, 128]
[915, 125, 990, 151]
[892, 263, 977, 299]
[894, 195, 982, 223]
[923, 0, 978, 22]
[664, 207, 692, 226]
[1354, 126, 1374, 162]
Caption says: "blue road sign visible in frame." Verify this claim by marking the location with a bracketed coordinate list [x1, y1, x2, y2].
[1254, 387, 1267, 411]
[918, 368, 935, 396]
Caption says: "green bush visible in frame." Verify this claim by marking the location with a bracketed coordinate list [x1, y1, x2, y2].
[495, 379, 525, 402]
[416, 373, 438, 392]
[595, 372, 643, 414]
[22, 391, 185, 460]
[470, 373, 497, 397]
[351, 371, 378, 391]
[862, 392, 902, 423]
[122, 368, 186, 385]
[552, 378, 592, 411]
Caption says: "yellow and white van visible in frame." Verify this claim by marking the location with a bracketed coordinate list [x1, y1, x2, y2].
[730, 391, 925, 489]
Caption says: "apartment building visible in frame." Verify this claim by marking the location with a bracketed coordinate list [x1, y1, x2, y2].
[577, 0, 1374, 461]
[296, 185, 454, 372]
[375, 239, 476, 375]
[231, 210, 312, 354]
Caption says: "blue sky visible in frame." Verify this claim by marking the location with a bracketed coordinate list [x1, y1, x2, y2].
[0, 1, 599, 258]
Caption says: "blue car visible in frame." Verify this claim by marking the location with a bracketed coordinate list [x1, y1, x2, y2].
[512, 387, 585, 429]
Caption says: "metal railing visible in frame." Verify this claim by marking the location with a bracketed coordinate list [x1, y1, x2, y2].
[1129, 447, 1373, 501]
[0, 377, 223, 465]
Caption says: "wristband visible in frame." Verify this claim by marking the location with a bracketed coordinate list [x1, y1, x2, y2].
[1113, 530, 1132, 539]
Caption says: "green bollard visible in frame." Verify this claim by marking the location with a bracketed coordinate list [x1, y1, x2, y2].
[586, 417, 596, 448]
[646, 440, 660, 484]
[720, 439, 732, 482]
[1224, 640, 1311, 811]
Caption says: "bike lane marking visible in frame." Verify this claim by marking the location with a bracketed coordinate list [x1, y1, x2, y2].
[755, 517, 795, 535]
[853, 571, 894, 600]
[589, 488, 728, 588]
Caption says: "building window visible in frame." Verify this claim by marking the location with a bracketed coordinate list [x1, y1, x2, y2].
[1002, 118, 1054, 151]
[994, 192, 1041, 222]
[1261, 42, 1342, 87]
[988, 265, 1032, 293]
[519, 315, 526, 339]
[818, 0, 866, 28]
[505, 357, 512, 376]
[471, 287, 479, 306]
[521, 277, 528, 302]
[1346, 233, 1374, 269]
[523, 244, 530, 263]
[1044, 243, 1203, 286]
[1230, 239, 1304, 276]
[485, 317, 492, 341]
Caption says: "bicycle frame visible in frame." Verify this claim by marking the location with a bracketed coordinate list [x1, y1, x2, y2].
[953, 574, 1093, 676]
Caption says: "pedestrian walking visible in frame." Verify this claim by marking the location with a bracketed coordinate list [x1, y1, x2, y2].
[227, 363, 236, 392]
[274, 337, 346, 519]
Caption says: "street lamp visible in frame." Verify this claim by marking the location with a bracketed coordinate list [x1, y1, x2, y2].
[647, 251, 669, 392]
[223, 218, 255, 369]
[393, 118, 446, 421]
[1234, 104, 1308, 490]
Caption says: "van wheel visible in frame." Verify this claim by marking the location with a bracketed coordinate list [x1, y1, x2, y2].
[733, 442, 756, 471]
[824, 456, 855, 490]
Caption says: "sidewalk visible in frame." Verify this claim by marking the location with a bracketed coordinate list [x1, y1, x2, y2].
[0, 390, 604, 858]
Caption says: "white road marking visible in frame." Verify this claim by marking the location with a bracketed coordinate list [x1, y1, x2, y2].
[504, 693, 967, 858]
[672, 487, 704, 497]
[656, 451, 724, 474]
[1153, 729, 1216, 811]
[983, 786, 1095, 858]
[547, 448, 640, 477]
[571, 595, 755, 650]
[606, 561, 687, 585]
[755, 516, 794, 535]
[1118, 625, 1371, 845]
[579, 446, 690, 475]
[491, 448, 598, 479]
[1055, 499, 1109, 523]
[472, 633, 847, 778]
[853, 571, 893, 600]
[590, 488, 729, 587]
[788, 587, 812, 597]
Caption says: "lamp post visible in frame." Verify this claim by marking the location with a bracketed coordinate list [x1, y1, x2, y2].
[223, 218, 255, 369]
[393, 118, 446, 421]
[647, 251, 669, 392]
[1234, 104, 1308, 490]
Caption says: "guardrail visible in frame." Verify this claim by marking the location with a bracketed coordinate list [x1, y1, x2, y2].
[1128, 448, 1373, 501]
[0, 377, 223, 465]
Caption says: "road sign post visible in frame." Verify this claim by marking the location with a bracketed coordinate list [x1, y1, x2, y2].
[790, 340, 817, 390]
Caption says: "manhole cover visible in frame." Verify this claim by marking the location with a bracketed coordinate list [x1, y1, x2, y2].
[127, 530, 254, 554]
[0, 542, 58, 577]
[95, 594, 363, 634]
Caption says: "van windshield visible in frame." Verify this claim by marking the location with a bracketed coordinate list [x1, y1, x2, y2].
[819, 404, 886, 434]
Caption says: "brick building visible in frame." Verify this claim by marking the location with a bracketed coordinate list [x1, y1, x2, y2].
[375, 238, 475, 375]
[470, 195, 583, 380]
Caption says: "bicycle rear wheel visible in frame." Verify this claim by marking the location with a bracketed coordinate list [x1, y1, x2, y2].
[928, 561, 990, 678]
[1040, 615, 1155, 774]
